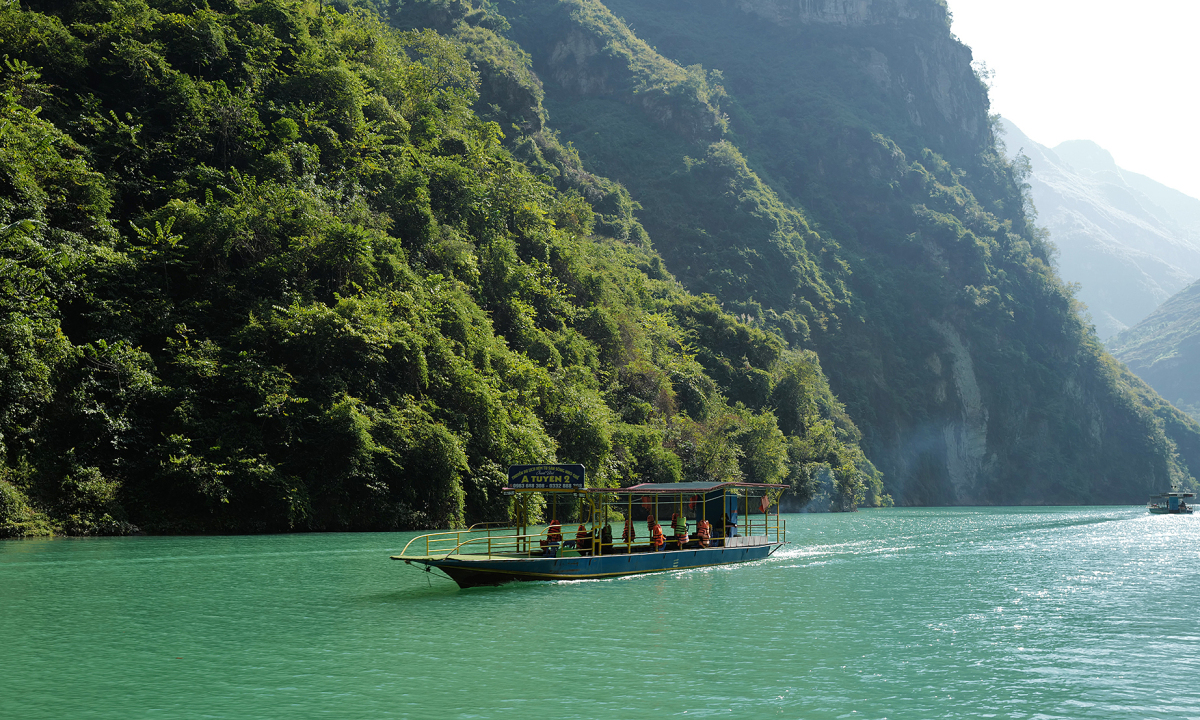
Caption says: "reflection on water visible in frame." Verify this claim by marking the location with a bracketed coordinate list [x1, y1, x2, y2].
[3, 507, 1199, 719]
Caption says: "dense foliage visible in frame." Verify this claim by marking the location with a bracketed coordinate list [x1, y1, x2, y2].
[0, 0, 878, 536]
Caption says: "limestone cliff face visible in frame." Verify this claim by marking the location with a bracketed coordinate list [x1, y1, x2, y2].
[894, 38, 987, 151]
[548, 30, 612, 95]
[730, 0, 986, 155]
[732, 0, 946, 27]
[929, 320, 989, 503]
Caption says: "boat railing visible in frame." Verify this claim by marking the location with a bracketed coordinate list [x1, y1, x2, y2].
[445, 532, 555, 559]
[399, 526, 539, 559]
[398, 529, 551, 560]
[740, 513, 786, 543]
[466, 522, 514, 536]
[398, 525, 516, 559]
[436, 522, 790, 558]
[399, 516, 788, 561]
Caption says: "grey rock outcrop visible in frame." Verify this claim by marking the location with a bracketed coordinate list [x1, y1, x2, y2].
[930, 320, 988, 502]
[732, 0, 946, 26]
[728, 0, 985, 155]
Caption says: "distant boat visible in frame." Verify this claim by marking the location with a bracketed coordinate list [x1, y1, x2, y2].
[393, 465, 787, 588]
[1148, 488, 1195, 514]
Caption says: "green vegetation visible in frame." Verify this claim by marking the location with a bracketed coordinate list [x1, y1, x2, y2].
[0, 0, 876, 535]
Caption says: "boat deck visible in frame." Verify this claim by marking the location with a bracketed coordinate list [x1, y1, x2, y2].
[392, 475, 789, 587]
[395, 540, 783, 587]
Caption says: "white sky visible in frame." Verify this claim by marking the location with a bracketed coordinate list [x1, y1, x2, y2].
[948, 0, 1200, 198]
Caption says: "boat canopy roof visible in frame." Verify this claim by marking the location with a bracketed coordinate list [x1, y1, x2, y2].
[1151, 491, 1196, 499]
[589, 481, 783, 495]
[501, 481, 785, 494]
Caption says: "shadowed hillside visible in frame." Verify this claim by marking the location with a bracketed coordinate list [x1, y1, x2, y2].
[477, 0, 1200, 505]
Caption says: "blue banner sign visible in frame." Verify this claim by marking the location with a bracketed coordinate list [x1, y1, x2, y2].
[508, 464, 586, 490]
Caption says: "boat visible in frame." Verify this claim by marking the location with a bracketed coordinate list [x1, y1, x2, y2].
[1148, 486, 1195, 514]
[392, 464, 787, 588]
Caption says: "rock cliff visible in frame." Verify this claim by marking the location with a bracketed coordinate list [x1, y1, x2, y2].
[725, 0, 986, 160]
[929, 320, 989, 503]
[731, 0, 948, 27]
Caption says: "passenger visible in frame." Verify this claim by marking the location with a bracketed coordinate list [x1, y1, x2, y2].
[576, 523, 591, 556]
[723, 513, 738, 539]
[541, 518, 562, 557]
[672, 512, 688, 549]
[623, 517, 636, 544]
[697, 519, 711, 548]
[649, 519, 665, 552]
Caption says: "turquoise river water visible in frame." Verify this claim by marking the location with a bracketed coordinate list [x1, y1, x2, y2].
[3, 507, 1200, 719]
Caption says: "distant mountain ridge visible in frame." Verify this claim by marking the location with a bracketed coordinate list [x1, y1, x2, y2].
[1109, 278, 1200, 421]
[999, 118, 1200, 339]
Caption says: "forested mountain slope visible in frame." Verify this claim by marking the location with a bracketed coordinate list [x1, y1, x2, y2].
[443, 0, 1199, 505]
[3, 0, 1197, 536]
[1109, 279, 1200, 422]
[0, 0, 880, 536]
[1000, 119, 1200, 340]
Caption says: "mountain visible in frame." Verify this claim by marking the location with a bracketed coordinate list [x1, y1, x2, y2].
[999, 119, 1200, 339]
[466, 0, 1200, 505]
[2, 0, 1199, 535]
[1109, 279, 1200, 421]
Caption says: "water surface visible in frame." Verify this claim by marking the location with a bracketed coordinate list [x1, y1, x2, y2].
[3, 507, 1199, 719]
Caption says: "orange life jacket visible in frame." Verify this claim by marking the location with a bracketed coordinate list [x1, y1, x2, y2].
[623, 520, 636, 542]
[697, 520, 711, 539]
[650, 523, 665, 547]
[576, 524, 589, 541]
[547, 521, 562, 543]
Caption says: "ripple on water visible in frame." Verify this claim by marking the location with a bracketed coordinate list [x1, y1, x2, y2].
[4, 508, 1200, 719]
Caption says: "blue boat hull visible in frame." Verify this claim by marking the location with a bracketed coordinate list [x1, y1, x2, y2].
[405, 544, 783, 588]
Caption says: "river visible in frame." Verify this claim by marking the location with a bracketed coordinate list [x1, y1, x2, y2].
[3, 507, 1199, 719]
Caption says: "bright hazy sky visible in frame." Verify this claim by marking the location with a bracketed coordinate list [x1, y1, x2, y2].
[948, 0, 1200, 198]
